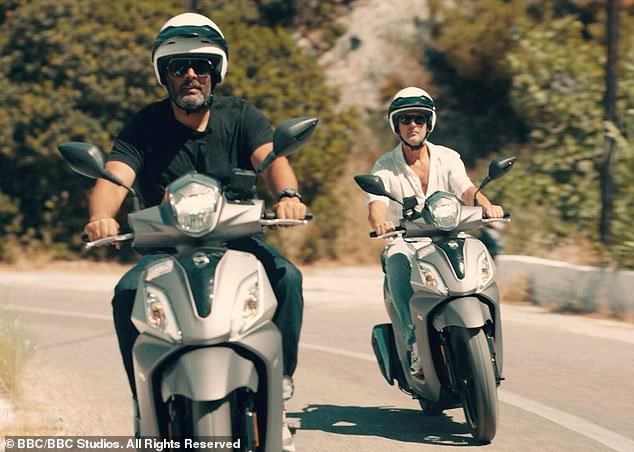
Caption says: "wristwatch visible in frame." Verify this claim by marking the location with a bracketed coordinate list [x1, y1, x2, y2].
[277, 188, 303, 202]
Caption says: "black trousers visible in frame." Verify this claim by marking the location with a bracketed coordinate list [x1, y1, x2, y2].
[112, 236, 304, 397]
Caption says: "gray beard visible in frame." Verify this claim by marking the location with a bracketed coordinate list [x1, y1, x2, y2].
[168, 82, 212, 114]
[174, 95, 209, 114]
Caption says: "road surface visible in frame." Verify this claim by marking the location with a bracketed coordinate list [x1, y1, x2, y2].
[1, 266, 633, 451]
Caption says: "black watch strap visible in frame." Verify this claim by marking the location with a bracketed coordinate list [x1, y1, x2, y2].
[277, 188, 302, 202]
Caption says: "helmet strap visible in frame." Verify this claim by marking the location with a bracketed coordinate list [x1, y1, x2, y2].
[398, 131, 428, 150]
[407, 140, 426, 151]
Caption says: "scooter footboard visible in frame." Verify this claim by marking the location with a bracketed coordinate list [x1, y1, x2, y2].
[161, 347, 259, 402]
[371, 324, 406, 388]
[432, 297, 493, 331]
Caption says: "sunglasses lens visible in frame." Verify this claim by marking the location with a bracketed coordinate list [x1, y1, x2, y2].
[167, 59, 213, 77]
[191, 60, 212, 75]
[399, 115, 427, 125]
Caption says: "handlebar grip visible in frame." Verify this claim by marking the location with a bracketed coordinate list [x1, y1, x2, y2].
[503, 212, 512, 219]
[81, 227, 131, 243]
[262, 211, 314, 221]
[369, 228, 405, 239]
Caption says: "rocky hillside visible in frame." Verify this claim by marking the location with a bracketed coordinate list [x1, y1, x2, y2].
[318, 0, 431, 110]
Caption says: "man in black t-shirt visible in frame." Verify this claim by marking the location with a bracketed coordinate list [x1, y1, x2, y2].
[84, 13, 305, 442]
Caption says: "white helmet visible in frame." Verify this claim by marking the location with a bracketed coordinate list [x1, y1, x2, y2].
[387, 87, 437, 136]
[152, 13, 229, 87]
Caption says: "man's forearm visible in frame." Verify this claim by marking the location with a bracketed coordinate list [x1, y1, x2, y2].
[89, 179, 128, 220]
[263, 157, 299, 196]
[462, 186, 492, 208]
[368, 201, 388, 227]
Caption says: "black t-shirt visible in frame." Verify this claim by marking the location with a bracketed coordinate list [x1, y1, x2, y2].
[108, 96, 273, 206]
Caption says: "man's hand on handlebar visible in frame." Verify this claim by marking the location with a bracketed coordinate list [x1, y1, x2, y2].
[483, 204, 504, 219]
[84, 217, 121, 249]
[273, 197, 307, 222]
[371, 220, 396, 236]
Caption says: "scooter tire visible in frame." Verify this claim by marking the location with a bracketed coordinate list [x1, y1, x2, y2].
[191, 398, 233, 444]
[458, 328, 498, 444]
[189, 391, 259, 452]
[417, 399, 443, 416]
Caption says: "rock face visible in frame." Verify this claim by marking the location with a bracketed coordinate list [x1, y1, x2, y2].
[318, 0, 430, 110]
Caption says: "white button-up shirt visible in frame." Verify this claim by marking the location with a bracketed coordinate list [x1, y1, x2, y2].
[367, 142, 474, 224]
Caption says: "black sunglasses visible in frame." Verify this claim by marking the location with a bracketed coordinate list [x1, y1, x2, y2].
[166, 58, 214, 77]
[398, 114, 429, 126]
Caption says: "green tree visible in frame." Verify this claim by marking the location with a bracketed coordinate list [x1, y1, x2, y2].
[0, 0, 358, 263]
[422, 0, 634, 267]
[501, 15, 634, 267]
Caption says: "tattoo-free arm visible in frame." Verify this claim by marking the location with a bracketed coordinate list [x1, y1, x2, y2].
[85, 161, 136, 240]
[250, 143, 306, 219]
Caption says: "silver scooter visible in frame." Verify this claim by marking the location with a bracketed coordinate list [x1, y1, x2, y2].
[58, 116, 318, 451]
[354, 156, 515, 444]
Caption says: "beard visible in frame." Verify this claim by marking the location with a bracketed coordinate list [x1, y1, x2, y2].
[168, 79, 212, 114]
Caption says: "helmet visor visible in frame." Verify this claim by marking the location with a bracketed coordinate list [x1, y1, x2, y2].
[154, 25, 228, 56]
[390, 95, 434, 111]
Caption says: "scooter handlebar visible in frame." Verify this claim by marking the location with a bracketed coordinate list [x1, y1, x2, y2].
[369, 228, 406, 239]
[81, 232, 135, 250]
[260, 211, 313, 227]
[482, 214, 511, 224]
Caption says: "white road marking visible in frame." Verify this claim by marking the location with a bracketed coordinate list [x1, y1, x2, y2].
[498, 392, 634, 452]
[1, 304, 111, 321]
[3, 304, 633, 450]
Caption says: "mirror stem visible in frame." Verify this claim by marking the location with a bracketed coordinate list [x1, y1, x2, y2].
[128, 187, 140, 211]
[472, 187, 481, 206]
[257, 152, 275, 175]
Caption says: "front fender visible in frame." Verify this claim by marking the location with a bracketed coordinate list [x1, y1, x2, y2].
[161, 347, 258, 402]
[432, 297, 492, 331]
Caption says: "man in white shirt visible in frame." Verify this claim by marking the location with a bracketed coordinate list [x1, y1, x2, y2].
[366, 86, 504, 376]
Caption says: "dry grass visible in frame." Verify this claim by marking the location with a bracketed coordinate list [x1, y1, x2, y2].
[536, 236, 605, 267]
[0, 312, 35, 400]
[2, 414, 59, 436]
[498, 274, 532, 305]
[330, 122, 387, 265]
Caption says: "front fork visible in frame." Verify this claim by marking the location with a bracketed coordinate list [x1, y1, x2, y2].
[440, 325, 503, 393]
[165, 389, 260, 450]
[486, 334, 504, 385]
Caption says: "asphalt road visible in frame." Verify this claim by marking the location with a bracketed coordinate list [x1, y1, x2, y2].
[1, 266, 633, 451]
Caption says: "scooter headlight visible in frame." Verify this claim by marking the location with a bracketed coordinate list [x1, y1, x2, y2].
[144, 285, 182, 342]
[168, 179, 221, 235]
[476, 251, 494, 290]
[230, 273, 270, 337]
[424, 192, 461, 231]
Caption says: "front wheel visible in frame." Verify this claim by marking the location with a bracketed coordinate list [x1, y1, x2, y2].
[191, 398, 233, 438]
[169, 390, 259, 452]
[452, 328, 498, 444]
